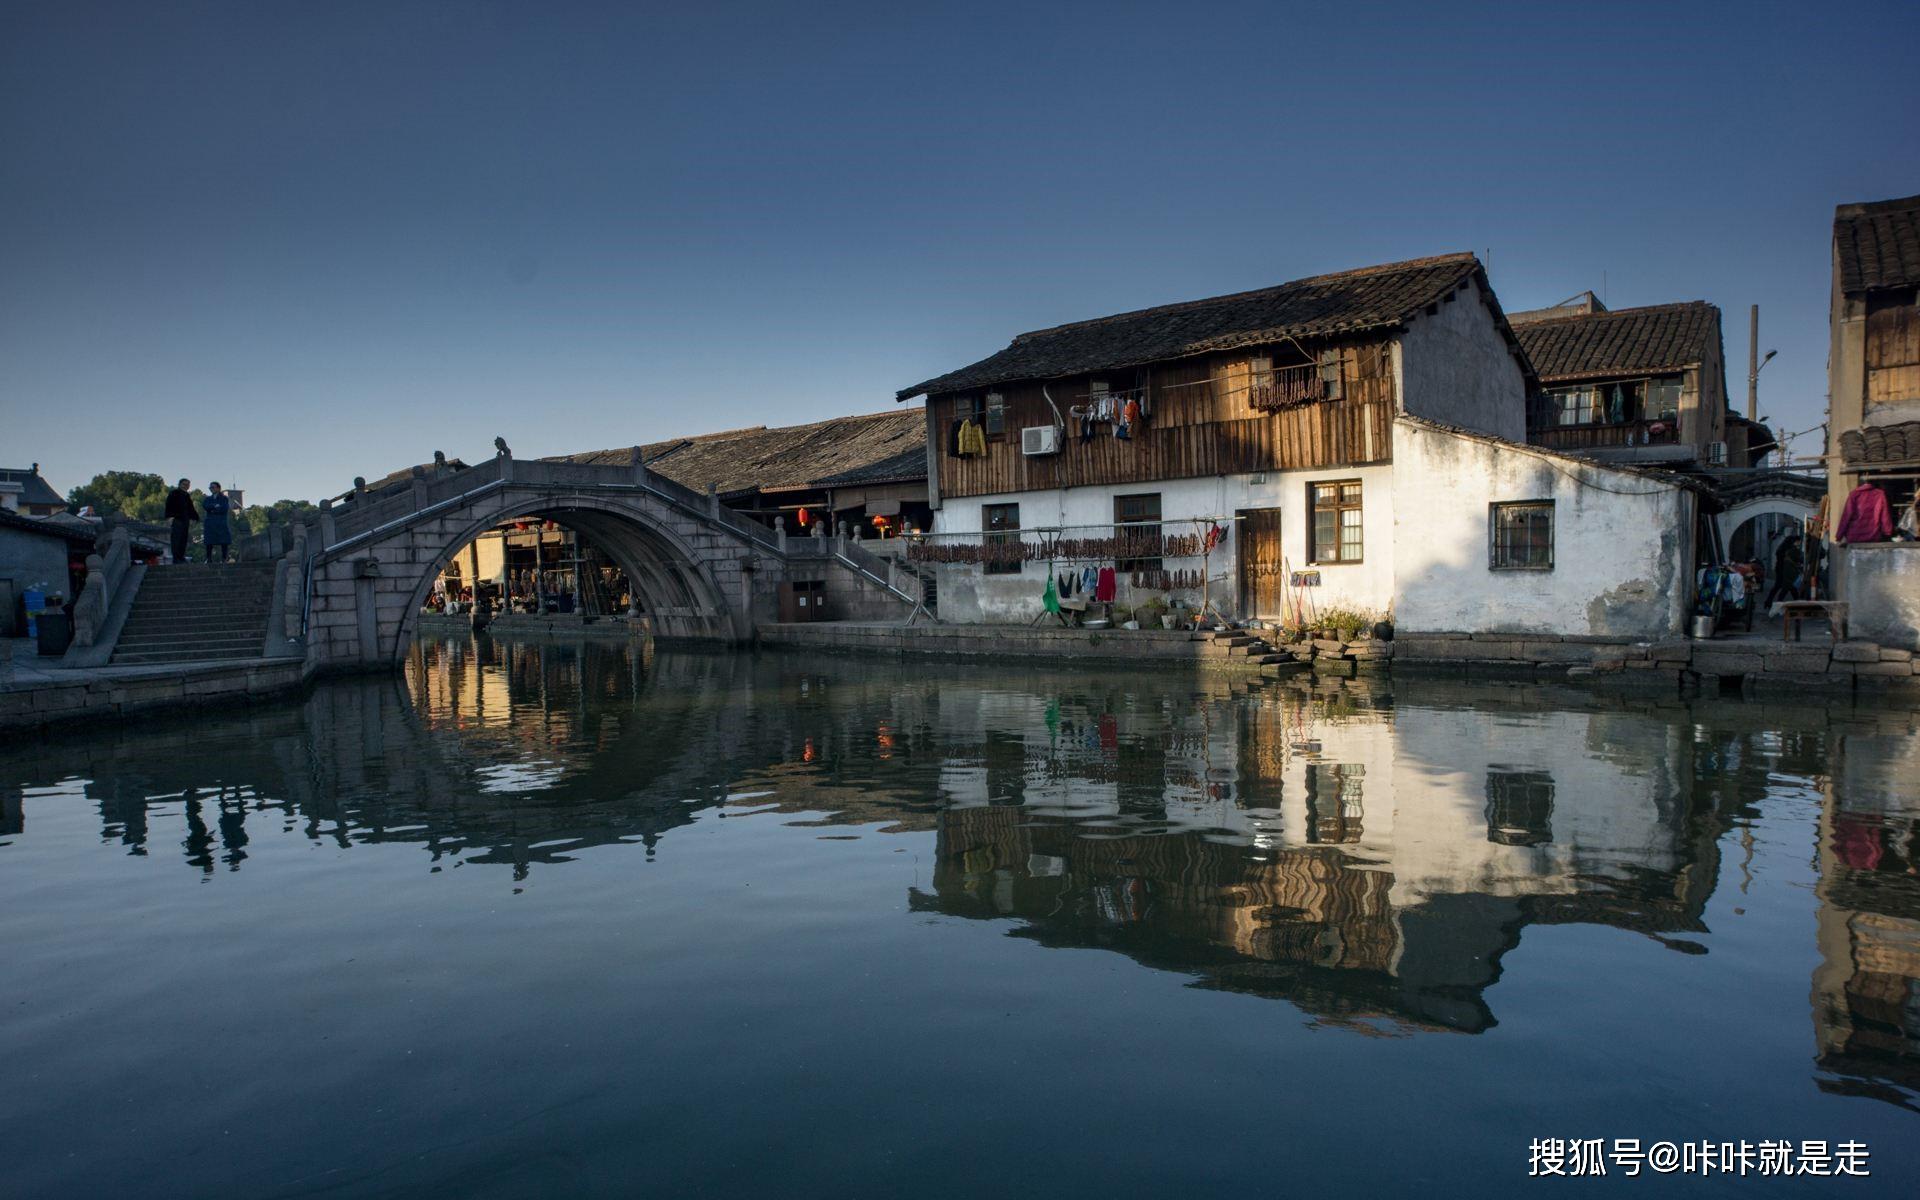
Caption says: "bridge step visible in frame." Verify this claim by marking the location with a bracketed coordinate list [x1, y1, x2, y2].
[110, 562, 278, 665]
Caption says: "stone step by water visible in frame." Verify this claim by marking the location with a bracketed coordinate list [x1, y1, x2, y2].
[110, 563, 278, 665]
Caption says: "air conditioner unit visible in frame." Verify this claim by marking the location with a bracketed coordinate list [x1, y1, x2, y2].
[1706, 440, 1728, 466]
[1021, 425, 1062, 456]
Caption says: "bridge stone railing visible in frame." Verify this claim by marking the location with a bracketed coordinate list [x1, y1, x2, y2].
[314, 450, 785, 564]
[233, 522, 286, 562]
[280, 520, 309, 641]
[68, 526, 132, 649]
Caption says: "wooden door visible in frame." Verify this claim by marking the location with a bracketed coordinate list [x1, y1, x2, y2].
[1237, 508, 1285, 619]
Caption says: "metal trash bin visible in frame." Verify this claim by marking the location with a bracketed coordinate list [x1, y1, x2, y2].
[37, 607, 73, 656]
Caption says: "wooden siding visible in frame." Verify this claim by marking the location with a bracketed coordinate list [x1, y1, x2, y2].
[1866, 295, 1920, 407]
[1529, 422, 1676, 453]
[931, 340, 1394, 500]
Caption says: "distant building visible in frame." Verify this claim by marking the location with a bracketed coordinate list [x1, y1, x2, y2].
[1510, 295, 1770, 468]
[0, 464, 65, 517]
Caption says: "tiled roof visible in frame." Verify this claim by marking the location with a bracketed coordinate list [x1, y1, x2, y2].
[812, 445, 928, 488]
[1835, 193, 1920, 294]
[1511, 301, 1718, 382]
[1838, 421, 1920, 468]
[552, 408, 925, 497]
[0, 507, 96, 544]
[898, 253, 1492, 399]
[0, 466, 65, 509]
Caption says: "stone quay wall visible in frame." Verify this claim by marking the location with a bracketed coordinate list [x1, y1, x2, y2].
[758, 622, 1920, 700]
[0, 660, 309, 734]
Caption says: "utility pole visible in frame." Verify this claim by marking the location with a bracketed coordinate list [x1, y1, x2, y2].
[1748, 304, 1759, 421]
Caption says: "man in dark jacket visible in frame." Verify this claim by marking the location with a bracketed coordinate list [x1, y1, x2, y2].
[164, 478, 198, 564]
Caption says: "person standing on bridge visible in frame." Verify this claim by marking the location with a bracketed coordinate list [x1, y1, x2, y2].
[164, 478, 199, 564]
[202, 482, 235, 564]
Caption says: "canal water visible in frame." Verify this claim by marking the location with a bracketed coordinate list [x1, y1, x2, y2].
[3, 638, 1917, 1197]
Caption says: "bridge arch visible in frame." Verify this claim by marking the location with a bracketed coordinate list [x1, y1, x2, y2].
[389, 494, 746, 657]
[300, 451, 920, 673]
[305, 466, 771, 671]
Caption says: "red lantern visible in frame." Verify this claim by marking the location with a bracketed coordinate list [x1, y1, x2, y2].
[797, 507, 810, 527]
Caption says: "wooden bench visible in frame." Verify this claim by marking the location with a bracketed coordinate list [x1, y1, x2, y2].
[1780, 600, 1848, 644]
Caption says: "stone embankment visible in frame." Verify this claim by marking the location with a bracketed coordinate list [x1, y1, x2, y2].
[1387, 631, 1916, 696]
[758, 622, 1918, 699]
[0, 655, 307, 733]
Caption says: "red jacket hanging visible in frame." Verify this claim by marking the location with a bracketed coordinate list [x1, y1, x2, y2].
[1835, 482, 1893, 544]
[1095, 567, 1117, 602]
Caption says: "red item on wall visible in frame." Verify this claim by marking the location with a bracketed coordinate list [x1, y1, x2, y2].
[1835, 482, 1893, 544]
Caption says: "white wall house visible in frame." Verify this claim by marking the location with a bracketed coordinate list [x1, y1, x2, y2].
[897, 254, 1695, 638]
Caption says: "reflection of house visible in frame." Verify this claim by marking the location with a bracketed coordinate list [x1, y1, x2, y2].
[911, 671, 1730, 1032]
[913, 804, 1501, 1033]
[896, 254, 1698, 637]
[1511, 294, 1769, 468]
[1828, 193, 1920, 649]
[1813, 729, 1920, 1110]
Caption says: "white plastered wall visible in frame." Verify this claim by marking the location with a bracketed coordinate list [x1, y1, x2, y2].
[1394, 274, 1528, 441]
[1391, 419, 1691, 638]
[931, 465, 1397, 624]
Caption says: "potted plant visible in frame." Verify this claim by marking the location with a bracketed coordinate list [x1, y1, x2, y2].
[1139, 596, 1170, 629]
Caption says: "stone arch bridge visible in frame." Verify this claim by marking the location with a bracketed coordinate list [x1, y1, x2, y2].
[279, 449, 922, 671]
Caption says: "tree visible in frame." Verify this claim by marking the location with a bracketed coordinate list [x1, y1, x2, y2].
[67, 471, 321, 539]
[66, 471, 173, 521]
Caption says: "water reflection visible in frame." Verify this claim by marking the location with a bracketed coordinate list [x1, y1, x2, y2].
[1816, 728, 1920, 1111]
[3, 634, 1918, 1115]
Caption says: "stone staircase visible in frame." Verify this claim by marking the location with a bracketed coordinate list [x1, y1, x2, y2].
[1197, 628, 1288, 665]
[111, 563, 277, 665]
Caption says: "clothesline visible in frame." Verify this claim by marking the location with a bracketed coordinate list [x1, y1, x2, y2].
[908, 515, 1245, 541]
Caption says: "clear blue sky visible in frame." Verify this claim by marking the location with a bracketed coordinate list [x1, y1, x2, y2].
[4, 1, 1916, 504]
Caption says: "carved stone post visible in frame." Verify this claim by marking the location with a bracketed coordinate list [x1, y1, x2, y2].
[410, 464, 428, 511]
[318, 498, 337, 547]
[707, 481, 721, 520]
[629, 446, 649, 488]
[775, 515, 787, 553]
[74, 554, 105, 646]
[283, 521, 309, 640]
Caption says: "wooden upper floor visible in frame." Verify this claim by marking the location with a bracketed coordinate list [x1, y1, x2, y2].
[922, 337, 1396, 500]
[1511, 299, 1730, 461]
[898, 254, 1529, 502]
